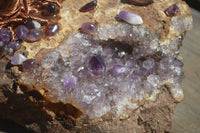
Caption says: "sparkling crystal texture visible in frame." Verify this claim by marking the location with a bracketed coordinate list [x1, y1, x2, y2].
[142, 58, 155, 70]
[89, 55, 105, 76]
[64, 76, 77, 88]
[20, 22, 188, 123]
[112, 65, 126, 76]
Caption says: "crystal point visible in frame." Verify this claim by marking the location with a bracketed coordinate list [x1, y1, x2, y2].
[11, 54, 27, 65]
[89, 55, 105, 76]
[64, 76, 77, 88]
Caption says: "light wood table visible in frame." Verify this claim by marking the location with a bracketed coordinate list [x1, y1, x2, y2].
[171, 8, 200, 133]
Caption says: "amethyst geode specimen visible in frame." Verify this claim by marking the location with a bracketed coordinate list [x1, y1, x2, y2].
[20, 23, 189, 123]
[15, 0, 192, 131]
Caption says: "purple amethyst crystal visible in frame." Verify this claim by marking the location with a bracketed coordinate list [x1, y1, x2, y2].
[0, 28, 11, 43]
[80, 22, 97, 34]
[16, 25, 29, 40]
[118, 11, 143, 25]
[112, 65, 126, 76]
[164, 4, 180, 17]
[46, 24, 59, 36]
[26, 20, 41, 30]
[42, 3, 59, 16]
[11, 53, 27, 65]
[89, 55, 105, 76]
[19, 14, 190, 123]
[64, 76, 77, 88]
[25, 29, 42, 42]
[22, 59, 36, 71]
[142, 58, 155, 70]
[7, 41, 21, 51]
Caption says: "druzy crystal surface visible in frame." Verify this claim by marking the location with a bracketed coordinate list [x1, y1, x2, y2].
[20, 21, 190, 123]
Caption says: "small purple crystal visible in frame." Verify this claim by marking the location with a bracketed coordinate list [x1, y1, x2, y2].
[26, 20, 41, 30]
[16, 25, 29, 40]
[0, 28, 11, 43]
[64, 76, 77, 88]
[25, 29, 42, 42]
[164, 4, 180, 17]
[118, 11, 143, 25]
[7, 41, 21, 50]
[89, 55, 105, 76]
[113, 65, 126, 76]
[46, 24, 59, 36]
[80, 22, 97, 34]
[79, 0, 97, 12]
[11, 53, 27, 65]
[22, 59, 36, 71]
[142, 58, 155, 70]
[42, 3, 59, 16]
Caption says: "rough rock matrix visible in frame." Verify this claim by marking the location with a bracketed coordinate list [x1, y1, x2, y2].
[0, 0, 192, 132]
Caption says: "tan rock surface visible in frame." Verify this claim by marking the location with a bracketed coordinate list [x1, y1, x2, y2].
[22, 0, 191, 58]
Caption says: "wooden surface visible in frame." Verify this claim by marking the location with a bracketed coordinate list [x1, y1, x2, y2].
[171, 8, 200, 133]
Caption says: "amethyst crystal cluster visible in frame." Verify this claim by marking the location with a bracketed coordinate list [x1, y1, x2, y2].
[20, 19, 190, 123]
[0, 19, 59, 55]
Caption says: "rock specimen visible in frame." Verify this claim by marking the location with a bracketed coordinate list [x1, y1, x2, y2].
[0, 0, 192, 132]
[20, 25, 185, 123]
